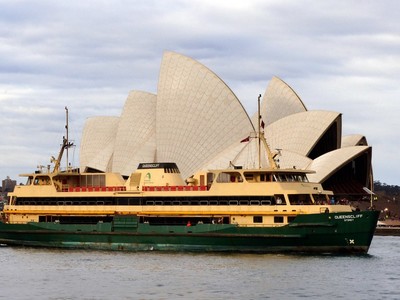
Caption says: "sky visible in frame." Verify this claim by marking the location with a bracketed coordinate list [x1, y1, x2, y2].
[0, 0, 399, 185]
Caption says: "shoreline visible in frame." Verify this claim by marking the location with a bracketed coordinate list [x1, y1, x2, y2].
[375, 227, 400, 236]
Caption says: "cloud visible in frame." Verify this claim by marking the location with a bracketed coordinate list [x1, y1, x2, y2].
[0, 0, 399, 185]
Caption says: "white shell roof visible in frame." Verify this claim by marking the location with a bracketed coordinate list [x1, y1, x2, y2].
[80, 116, 120, 172]
[112, 91, 157, 175]
[156, 51, 254, 179]
[256, 76, 307, 127]
[200, 144, 246, 170]
[78, 52, 372, 185]
[200, 138, 258, 170]
[307, 146, 371, 183]
[342, 134, 368, 147]
[209, 138, 314, 170]
[265, 110, 341, 157]
[275, 149, 313, 169]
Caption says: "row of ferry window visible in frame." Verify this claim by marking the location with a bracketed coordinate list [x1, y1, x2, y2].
[16, 200, 280, 206]
[15, 195, 284, 206]
[214, 172, 309, 183]
[14, 193, 329, 206]
[164, 167, 180, 173]
[35, 215, 295, 225]
[27, 174, 107, 187]
[252, 216, 296, 224]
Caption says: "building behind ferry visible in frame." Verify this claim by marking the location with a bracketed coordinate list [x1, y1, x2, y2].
[80, 52, 372, 201]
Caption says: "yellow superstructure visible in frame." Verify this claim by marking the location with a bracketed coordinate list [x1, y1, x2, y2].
[4, 162, 352, 227]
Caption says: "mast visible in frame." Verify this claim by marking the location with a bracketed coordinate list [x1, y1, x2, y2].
[65, 106, 69, 171]
[257, 94, 261, 169]
[52, 107, 74, 173]
[257, 94, 278, 169]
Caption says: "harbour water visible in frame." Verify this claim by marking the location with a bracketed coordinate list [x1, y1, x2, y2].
[0, 236, 399, 300]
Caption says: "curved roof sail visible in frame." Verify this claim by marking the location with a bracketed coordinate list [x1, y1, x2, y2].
[78, 51, 373, 195]
[342, 135, 368, 147]
[265, 111, 341, 158]
[307, 146, 371, 184]
[256, 76, 307, 127]
[80, 116, 120, 172]
[112, 91, 157, 176]
[156, 51, 254, 178]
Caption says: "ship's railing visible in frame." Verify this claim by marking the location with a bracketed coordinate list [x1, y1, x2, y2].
[142, 185, 208, 192]
[66, 186, 127, 192]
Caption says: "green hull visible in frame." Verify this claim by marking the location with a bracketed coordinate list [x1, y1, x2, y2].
[0, 211, 379, 254]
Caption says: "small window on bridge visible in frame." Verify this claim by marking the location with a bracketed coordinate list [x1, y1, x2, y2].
[253, 216, 263, 223]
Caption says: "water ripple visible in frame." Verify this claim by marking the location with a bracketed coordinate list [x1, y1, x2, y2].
[0, 236, 399, 299]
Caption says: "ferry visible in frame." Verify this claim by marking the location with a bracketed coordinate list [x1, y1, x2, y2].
[0, 107, 379, 254]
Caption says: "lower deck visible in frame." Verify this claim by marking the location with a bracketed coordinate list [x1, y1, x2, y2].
[0, 210, 380, 254]
[36, 215, 291, 227]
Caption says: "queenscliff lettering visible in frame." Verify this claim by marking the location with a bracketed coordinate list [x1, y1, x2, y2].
[334, 214, 363, 220]
[142, 163, 160, 168]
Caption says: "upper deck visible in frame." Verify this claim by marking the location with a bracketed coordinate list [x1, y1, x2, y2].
[8, 162, 332, 205]
[4, 163, 349, 226]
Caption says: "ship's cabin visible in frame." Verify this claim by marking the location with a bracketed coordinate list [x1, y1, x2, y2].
[190, 168, 314, 187]
[126, 162, 186, 189]
[210, 170, 310, 184]
[18, 169, 125, 192]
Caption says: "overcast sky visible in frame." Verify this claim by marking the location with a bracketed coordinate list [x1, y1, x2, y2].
[0, 0, 399, 185]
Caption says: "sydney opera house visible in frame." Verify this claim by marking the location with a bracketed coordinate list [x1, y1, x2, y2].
[80, 51, 372, 199]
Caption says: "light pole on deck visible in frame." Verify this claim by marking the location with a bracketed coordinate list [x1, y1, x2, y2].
[65, 106, 69, 171]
